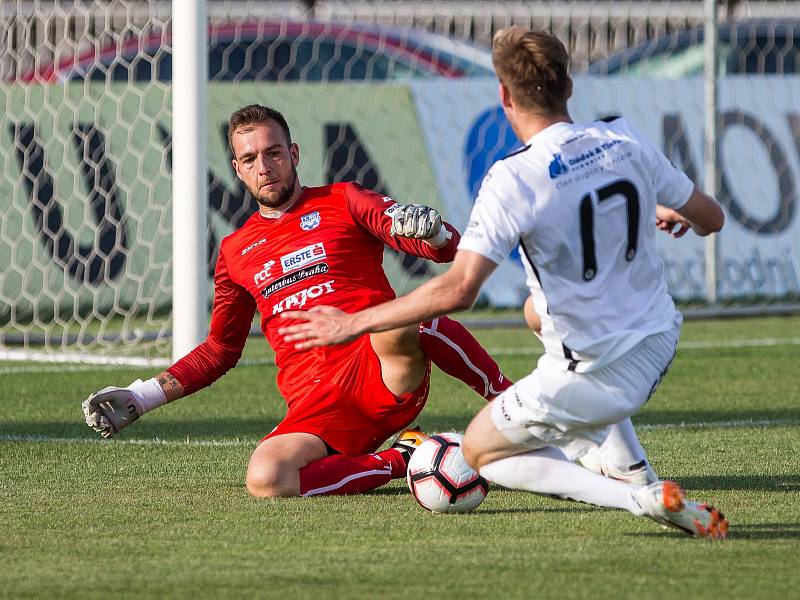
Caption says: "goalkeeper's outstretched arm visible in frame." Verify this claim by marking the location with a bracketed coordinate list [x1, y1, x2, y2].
[82, 250, 256, 438]
[81, 371, 184, 438]
[343, 182, 459, 262]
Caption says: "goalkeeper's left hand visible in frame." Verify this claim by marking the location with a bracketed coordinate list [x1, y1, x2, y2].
[82, 386, 144, 438]
[389, 204, 451, 247]
[82, 379, 166, 438]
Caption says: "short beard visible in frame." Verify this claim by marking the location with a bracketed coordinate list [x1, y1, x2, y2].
[250, 164, 298, 209]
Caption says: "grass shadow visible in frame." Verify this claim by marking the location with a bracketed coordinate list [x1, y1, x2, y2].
[478, 506, 596, 515]
[627, 523, 800, 540]
[726, 523, 800, 540]
[363, 487, 411, 497]
[673, 474, 800, 492]
[0, 419, 277, 441]
[636, 408, 800, 426]
[0, 413, 483, 444]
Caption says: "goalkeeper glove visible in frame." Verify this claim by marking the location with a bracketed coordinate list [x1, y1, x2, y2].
[389, 203, 452, 247]
[82, 379, 167, 438]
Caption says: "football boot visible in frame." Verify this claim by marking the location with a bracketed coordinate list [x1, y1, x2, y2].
[634, 480, 729, 539]
[390, 426, 429, 466]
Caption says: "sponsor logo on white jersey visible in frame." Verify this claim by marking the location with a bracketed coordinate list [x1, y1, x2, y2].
[253, 260, 276, 286]
[281, 242, 326, 273]
[272, 280, 335, 314]
[463, 220, 483, 239]
[241, 237, 267, 256]
[300, 211, 321, 231]
[548, 153, 569, 179]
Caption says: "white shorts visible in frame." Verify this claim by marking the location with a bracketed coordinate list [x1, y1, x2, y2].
[491, 324, 679, 459]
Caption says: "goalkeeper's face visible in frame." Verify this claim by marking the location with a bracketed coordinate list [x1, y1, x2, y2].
[231, 121, 301, 209]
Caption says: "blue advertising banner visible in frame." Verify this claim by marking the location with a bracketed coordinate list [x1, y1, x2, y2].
[410, 77, 800, 304]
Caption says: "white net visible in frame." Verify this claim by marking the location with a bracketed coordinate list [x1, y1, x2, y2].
[0, 1, 175, 363]
[1, 0, 799, 364]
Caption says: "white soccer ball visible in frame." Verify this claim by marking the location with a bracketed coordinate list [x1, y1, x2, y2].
[406, 432, 489, 513]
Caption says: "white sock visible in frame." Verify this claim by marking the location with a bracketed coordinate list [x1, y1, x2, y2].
[601, 419, 646, 465]
[479, 446, 644, 514]
[600, 419, 658, 480]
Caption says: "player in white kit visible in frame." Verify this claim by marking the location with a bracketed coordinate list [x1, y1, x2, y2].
[280, 27, 728, 537]
[523, 295, 659, 485]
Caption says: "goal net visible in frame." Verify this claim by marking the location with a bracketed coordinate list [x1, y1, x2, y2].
[1, 0, 798, 365]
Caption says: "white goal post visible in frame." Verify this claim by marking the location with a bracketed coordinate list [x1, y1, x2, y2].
[171, 0, 208, 362]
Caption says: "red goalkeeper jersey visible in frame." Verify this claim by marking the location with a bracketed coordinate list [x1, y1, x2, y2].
[168, 182, 459, 405]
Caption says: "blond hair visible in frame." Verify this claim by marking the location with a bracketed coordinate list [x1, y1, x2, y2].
[492, 26, 571, 114]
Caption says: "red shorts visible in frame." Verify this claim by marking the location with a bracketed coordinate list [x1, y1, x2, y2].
[262, 335, 431, 455]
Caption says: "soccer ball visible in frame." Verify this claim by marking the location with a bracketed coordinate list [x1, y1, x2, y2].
[406, 432, 489, 513]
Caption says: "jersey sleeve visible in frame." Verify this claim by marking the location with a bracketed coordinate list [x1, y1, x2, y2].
[167, 249, 256, 395]
[457, 161, 533, 265]
[626, 119, 694, 210]
[344, 182, 460, 263]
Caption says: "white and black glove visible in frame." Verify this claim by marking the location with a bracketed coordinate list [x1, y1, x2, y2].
[389, 203, 452, 247]
[82, 379, 166, 438]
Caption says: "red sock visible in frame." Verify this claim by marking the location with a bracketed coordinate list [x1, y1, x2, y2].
[299, 449, 406, 497]
[419, 316, 513, 400]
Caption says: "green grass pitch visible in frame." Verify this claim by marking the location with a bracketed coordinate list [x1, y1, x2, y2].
[1, 316, 799, 599]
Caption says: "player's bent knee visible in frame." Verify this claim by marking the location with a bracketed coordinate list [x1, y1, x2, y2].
[461, 444, 480, 471]
[463, 442, 507, 473]
[462, 401, 510, 471]
[462, 414, 487, 470]
[246, 475, 297, 498]
[246, 461, 300, 498]
[461, 435, 484, 471]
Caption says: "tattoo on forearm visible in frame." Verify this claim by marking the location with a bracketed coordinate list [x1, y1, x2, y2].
[157, 373, 182, 398]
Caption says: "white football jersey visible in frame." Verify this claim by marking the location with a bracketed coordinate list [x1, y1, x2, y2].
[459, 118, 693, 372]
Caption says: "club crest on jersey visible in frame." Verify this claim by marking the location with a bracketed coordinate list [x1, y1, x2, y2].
[300, 211, 321, 231]
[548, 153, 569, 179]
[253, 260, 276, 286]
[281, 242, 326, 273]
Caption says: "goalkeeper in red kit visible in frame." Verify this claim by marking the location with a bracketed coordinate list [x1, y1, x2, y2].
[82, 104, 511, 498]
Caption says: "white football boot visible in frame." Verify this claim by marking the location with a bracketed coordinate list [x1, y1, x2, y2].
[633, 480, 729, 539]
